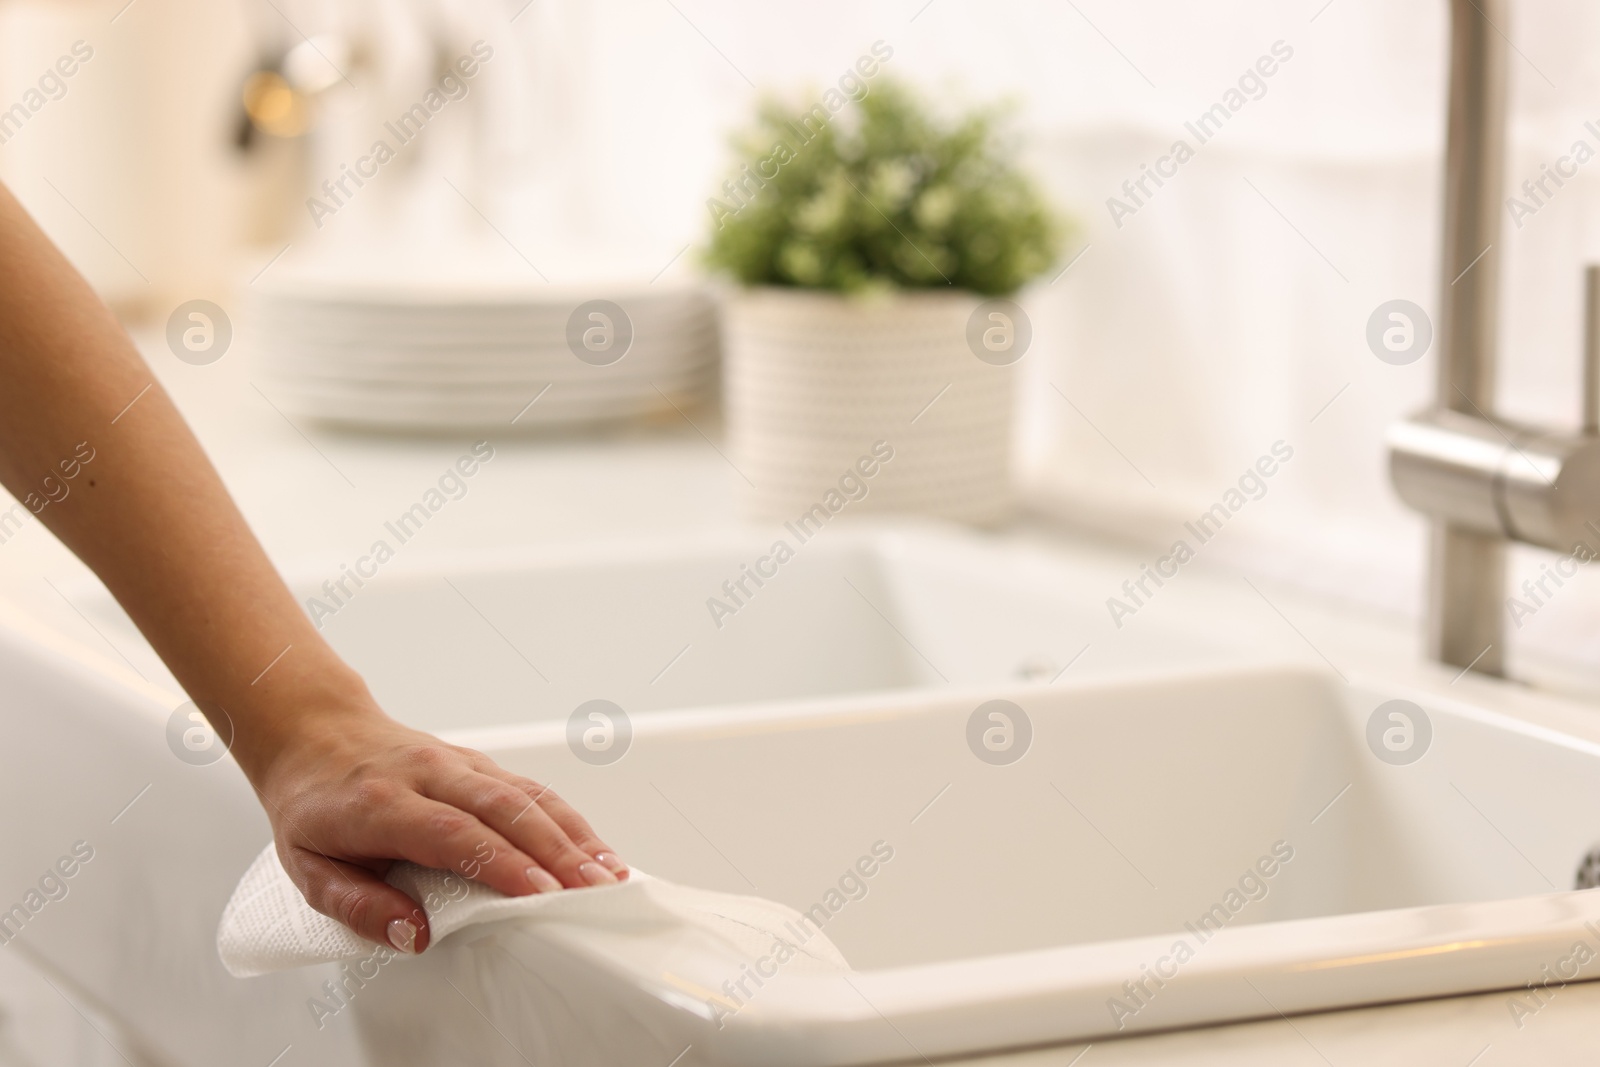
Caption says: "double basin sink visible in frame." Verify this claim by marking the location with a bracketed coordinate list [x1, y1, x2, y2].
[3, 524, 1600, 1065]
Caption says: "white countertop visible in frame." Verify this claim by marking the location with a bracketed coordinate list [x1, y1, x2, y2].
[1, 333, 1598, 1065]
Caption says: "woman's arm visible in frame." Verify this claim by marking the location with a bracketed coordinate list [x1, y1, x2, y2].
[0, 181, 626, 955]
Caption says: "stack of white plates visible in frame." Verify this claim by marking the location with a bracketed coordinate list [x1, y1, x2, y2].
[251, 263, 718, 432]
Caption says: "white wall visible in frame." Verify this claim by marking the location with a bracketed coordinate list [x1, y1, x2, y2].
[0, 0, 253, 313]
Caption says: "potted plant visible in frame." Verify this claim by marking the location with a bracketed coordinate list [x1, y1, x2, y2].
[705, 78, 1066, 525]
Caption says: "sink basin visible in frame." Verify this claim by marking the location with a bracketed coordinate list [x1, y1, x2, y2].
[4, 526, 1600, 1066]
[343, 664, 1600, 1065]
[64, 526, 1254, 732]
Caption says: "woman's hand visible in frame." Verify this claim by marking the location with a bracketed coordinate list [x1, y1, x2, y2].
[243, 694, 629, 955]
[0, 181, 632, 958]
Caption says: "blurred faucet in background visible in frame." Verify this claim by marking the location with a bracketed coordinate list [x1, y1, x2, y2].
[1390, 0, 1600, 678]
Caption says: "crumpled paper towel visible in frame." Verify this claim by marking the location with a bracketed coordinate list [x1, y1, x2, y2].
[217, 843, 851, 980]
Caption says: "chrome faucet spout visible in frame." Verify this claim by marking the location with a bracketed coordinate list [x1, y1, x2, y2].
[1426, 0, 1509, 676]
[1437, 0, 1507, 418]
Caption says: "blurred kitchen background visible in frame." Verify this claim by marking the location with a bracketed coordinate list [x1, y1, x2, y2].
[9, 1, 1600, 1061]
[2, 0, 1600, 698]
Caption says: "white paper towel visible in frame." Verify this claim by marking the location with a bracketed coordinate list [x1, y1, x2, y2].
[217, 843, 852, 980]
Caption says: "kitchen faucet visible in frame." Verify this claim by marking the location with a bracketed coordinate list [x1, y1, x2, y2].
[1389, 0, 1600, 677]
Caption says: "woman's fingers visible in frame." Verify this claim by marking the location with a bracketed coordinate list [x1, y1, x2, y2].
[346, 791, 556, 897]
[272, 738, 635, 959]
[284, 847, 431, 955]
[495, 772, 629, 881]
[427, 771, 619, 889]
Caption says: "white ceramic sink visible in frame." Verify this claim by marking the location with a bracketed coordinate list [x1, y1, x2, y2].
[344, 665, 1600, 1065]
[3, 527, 1600, 1066]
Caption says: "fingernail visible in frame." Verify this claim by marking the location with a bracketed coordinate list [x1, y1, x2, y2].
[387, 918, 418, 955]
[578, 861, 618, 886]
[594, 852, 629, 877]
[526, 865, 563, 893]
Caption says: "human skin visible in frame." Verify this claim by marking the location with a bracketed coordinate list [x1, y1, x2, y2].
[0, 182, 626, 955]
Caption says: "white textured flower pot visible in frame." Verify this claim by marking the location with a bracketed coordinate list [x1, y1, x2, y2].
[723, 288, 1018, 525]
